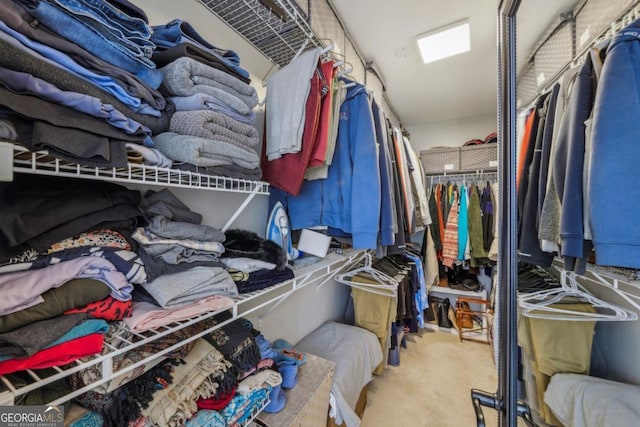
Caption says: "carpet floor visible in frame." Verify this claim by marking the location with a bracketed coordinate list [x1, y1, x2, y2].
[360, 329, 499, 427]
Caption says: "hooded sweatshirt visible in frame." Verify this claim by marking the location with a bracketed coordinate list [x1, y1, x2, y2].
[276, 79, 381, 249]
[590, 20, 640, 268]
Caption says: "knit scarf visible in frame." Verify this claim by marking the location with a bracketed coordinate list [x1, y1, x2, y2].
[203, 315, 261, 375]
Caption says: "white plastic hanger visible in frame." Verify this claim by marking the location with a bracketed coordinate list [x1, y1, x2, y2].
[518, 269, 638, 322]
[335, 253, 398, 297]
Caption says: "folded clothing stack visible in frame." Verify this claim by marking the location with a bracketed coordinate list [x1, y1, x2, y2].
[152, 51, 262, 180]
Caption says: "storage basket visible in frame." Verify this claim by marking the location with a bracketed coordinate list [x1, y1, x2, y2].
[460, 144, 498, 172]
[420, 147, 461, 175]
[534, 18, 574, 87]
[575, 0, 635, 50]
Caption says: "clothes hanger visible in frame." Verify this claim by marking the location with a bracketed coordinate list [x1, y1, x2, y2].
[334, 253, 398, 297]
[518, 269, 638, 322]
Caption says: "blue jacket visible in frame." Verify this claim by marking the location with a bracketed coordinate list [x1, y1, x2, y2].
[590, 20, 640, 268]
[275, 81, 381, 249]
[555, 57, 594, 269]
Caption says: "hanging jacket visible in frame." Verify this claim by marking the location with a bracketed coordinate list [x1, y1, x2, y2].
[278, 80, 381, 249]
[371, 98, 396, 246]
[590, 20, 640, 268]
[555, 56, 595, 271]
[519, 93, 554, 267]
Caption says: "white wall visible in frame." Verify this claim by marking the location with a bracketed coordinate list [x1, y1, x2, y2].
[130, 0, 351, 343]
[406, 113, 497, 152]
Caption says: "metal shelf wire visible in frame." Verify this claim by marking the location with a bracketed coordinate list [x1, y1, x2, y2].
[8, 143, 269, 195]
[198, 0, 322, 67]
[0, 250, 366, 406]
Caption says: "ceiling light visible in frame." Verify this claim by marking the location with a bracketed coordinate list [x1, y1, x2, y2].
[416, 19, 471, 64]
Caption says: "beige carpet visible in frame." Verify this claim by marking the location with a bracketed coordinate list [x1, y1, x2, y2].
[360, 329, 499, 427]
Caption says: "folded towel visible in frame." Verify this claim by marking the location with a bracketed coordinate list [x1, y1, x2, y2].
[170, 110, 259, 152]
[153, 132, 259, 169]
[161, 57, 257, 112]
[141, 266, 237, 308]
[169, 93, 255, 124]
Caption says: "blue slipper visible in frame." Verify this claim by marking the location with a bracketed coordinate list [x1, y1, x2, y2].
[272, 339, 293, 350]
[272, 339, 306, 365]
[278, 362, 299, 389]
[263, 385, 286, 413]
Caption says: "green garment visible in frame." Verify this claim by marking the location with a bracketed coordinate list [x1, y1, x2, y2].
[0, 278, 110, 333]
[468, 184, 490, 267]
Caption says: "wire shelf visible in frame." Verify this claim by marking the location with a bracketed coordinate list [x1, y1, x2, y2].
[9, 144, 269, 195]
[0, 250, 365, 406]
[199, 0, 322, 68]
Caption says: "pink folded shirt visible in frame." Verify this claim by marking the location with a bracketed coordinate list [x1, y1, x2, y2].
[124, 296, 235, 332]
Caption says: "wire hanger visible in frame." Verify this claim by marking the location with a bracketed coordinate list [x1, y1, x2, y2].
[518, 269, 638, 322]
[334, 252, 398, 297]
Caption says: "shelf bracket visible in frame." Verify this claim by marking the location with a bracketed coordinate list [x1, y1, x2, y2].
[222, 184, 263, 232]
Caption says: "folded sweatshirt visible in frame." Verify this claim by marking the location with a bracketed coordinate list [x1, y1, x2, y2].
[0, 333, 104, 375]
[153, 132, 259, 169]
[169, 111, 259, 152]
[169, 93, 255, 124]
[0, 278, 111, 334]
[0, 257, 132, 316]
[161, 57, 257, 109]
[140, 266, 237, 308]
[0, 318, 107, 361]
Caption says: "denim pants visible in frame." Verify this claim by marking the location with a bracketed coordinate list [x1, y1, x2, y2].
[24, 0, 161, 88]
[0, 21, 143, 109]
[152, 19, 249, 80]
[49, 0, 154, 56]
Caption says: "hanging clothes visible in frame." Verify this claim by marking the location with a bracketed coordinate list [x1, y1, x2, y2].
[519, 89, 555, 268]
[372, 98, 397, 247]
[428, 187, 442, 252]
[441, 190, 459, 268]
[468, 184, 489, 267]
[458, 184, 468, 261]
[272, 78, 381, 249]
[261, 64, 323, 196]
[264, 47, 322, 160]
[481, 183, 494, 252]
[392, 128, 415, 234]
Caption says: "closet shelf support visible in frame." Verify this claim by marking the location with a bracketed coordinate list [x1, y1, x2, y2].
[222, 184, 262, 232]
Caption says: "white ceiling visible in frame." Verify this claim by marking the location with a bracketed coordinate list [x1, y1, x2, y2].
[329, 0, 577, 127]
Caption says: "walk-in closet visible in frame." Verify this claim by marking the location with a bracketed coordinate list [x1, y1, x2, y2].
[0, 0, 638, 426]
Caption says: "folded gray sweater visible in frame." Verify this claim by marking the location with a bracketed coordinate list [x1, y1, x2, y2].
[141, 266, 238, 308]
[161, 57, 258, 112]
[153, 132, 259, 169]
[170, 110, 259, 152]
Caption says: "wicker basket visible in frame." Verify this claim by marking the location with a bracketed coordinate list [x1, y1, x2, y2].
[460, 144, 498, 172]
[420, 147, 461, 174]
[256, 353, 335, 427]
